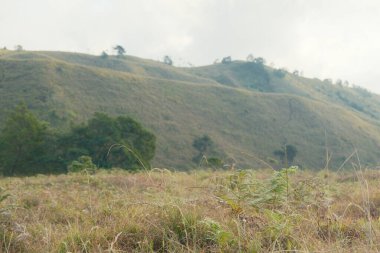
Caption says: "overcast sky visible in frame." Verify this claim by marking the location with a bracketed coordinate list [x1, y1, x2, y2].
[1, 0, 380, 92]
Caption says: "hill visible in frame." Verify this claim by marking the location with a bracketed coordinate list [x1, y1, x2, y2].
[1, 49, 380, 169]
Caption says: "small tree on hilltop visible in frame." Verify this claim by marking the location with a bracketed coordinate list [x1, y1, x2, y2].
[113, 45, 126, 57]
[254, 57, 265, 65]
[163, 55, 173, 66]
[100, 51, 108, 59]
[221, 56, 232, 64]
[246, 54, 254, 62]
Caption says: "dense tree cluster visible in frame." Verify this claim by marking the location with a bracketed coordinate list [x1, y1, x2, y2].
[0, 106, 156, 176]
[59, 113, 155, 169]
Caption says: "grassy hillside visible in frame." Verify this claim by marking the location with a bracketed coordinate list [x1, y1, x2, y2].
[189, 61, 380, 122]
[0, 168, 379, 252]
[1, 49, 380, 169]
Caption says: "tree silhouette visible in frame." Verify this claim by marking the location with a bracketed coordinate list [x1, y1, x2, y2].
[273, 144, 297, 167]
[163, 55, 173, 65]
[222, 56, 232, 64]
[113, 45, 125, 57]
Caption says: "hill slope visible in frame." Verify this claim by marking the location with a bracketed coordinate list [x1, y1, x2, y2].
[1, 49, 380, 169]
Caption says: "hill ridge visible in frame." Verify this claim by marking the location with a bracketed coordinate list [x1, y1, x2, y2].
[1, 49, 380, 169]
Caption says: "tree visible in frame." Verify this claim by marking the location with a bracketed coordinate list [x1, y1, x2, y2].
[15, 45, 23, 51]
[113, 45, 125, 57]
[100, 51, 108, 59]
[273, 144, 298, 167]
[246, 54, 254, 62]
[221, 56, 232, 64]
[192, 135, 214, 164]
[0, 105, 60, 176]
[163, 55, 173, 66]
[254, 57, 265, 65]
[60, 113, 156, 170]
[193, 135, 213, 154]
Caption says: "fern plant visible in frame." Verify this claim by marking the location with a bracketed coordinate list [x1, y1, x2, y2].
[217, 167, 298, 212]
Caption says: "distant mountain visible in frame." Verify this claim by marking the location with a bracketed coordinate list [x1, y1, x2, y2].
[1, 49, 380, 169]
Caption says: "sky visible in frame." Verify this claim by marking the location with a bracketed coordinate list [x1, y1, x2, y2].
[1, 0, 380, 92]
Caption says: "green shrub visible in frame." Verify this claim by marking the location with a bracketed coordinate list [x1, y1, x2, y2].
[68, 156, 97, 174]
[207, 157, 223, 168]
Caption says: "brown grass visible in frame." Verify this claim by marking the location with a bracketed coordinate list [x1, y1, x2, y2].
[0, 168, 378, 252]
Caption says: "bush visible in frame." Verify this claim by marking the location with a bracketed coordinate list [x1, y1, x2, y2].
[207, 157, 223, 168]
[68, 156, 97, 174]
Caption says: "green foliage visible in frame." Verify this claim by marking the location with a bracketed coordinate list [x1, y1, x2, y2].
[0, 105, 155, 175]
[68, 156, 97, 173]
[261, 209, 300, 251]
[0, 187, 9, 208]
[250, 166, 298, 208]
[193, 135, 213, 154]
[200, 218, 235, 247]
[161, 207, 237, 250]
[60, 113, 156, 170]
[192, 135, 214, 164]
[231, 61, 270, 91]
[207, 157, 223, 168]
[217, 167, 299, 212]
[0, 105, 63, 176]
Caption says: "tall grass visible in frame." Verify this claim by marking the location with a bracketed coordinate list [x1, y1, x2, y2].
[0, 168, 378, 252]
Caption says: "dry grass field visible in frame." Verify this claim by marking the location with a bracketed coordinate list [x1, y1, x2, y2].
[0, 167, 379, 252]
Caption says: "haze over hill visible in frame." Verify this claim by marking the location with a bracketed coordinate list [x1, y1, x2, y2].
[1, 49, 380, 169]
